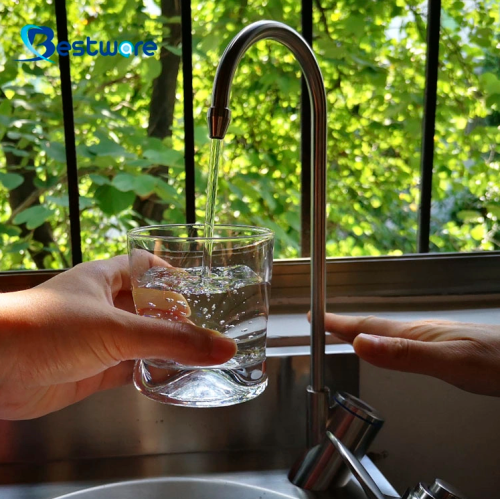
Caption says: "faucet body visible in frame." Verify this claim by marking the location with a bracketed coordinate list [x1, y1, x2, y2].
[207, 20, 328, 447]
[208, 23, 466, 496]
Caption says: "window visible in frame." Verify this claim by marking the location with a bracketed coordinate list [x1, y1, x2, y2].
[1, 0, 499, 297]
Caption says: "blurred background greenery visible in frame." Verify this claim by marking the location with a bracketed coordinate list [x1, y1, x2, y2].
[0, 0, 499, 269]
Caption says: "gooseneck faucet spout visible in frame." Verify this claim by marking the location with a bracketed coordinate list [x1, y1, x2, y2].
[207, 20, 328, 447]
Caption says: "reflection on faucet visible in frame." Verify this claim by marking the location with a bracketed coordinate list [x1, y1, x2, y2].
[207, 19, 329, 449]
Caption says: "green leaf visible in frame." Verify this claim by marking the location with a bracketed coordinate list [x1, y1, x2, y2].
[470, 224, 485, 241]
[112, 173, 137, 192]
[315, 38, 345, 59]
[89, 174, 110, 186]
[143, 57, 162, 81]
[0, 98, 12, 120]
[89, 139, 129, 158]
[112, 173, 156, 197]
[0, 61, 19, 86]
[143, 148, 184, 167]
[13, 205, 54, 230]
[47, 195, 93, 209]
[260, 188, 277, 211]
[344, 15, 365, 37]
[133, 174, 157, 197]
[2, 145, 30, 157]
[0, 172, 24, 189]
[0, 223, 21, 237]
[126, 159, 154, 168]
[164, 44, 182, 56]
[457, 210, 483, 223]
[479, 73, 500, 95]
[92, 52, 122, 77]
[6, 131, 38, 142]
[255, 217, 297, 250]
[42, 142, 67, 163]
[77, 144, 94, 158]
[33, 175, 59, 189]
[22, 64, 44, 76]
[194, 126, 211, 146]
[486, 204, 500, 218]
[155, 178, 180, 205]
[7, 241, 30, 253]
[94, 184, 135, 215]
[0, 114, 11, 127]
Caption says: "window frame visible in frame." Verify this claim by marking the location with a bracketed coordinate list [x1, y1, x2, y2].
[3, 252, 500, 298]
[2, 0, 499, 300]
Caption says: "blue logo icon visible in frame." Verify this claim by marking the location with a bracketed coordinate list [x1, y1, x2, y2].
[118, 41, 134, 58]
[16, 25, 158, 63]
[17, 25, 56, 63]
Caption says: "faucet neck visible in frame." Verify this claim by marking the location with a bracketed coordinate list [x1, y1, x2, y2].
[208, 20, 328, 447]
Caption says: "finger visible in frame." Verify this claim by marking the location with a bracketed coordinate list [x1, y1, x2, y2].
[96, 360, 135, 391]
[127, 249, 172, 291]
[82, 254, 171, 302]
[109, 311, 237, 366]
[323, 313, 410, 342]
[353, 333, 461, 380]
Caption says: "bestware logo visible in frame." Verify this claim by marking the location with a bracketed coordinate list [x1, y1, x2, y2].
[16, 25, 158, 64]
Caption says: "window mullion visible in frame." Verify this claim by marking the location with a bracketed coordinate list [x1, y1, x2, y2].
[181, 0, 196, 224]
[54, 0, 82, 265]
[417, 0, 442, 253]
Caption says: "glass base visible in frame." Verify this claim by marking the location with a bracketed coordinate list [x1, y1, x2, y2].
[133, 360, 268, 408]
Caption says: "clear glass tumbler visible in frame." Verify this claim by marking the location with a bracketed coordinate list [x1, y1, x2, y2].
[128, 224, 274, 407]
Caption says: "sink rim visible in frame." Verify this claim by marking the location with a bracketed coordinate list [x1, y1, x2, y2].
[58, 476, 297, 499]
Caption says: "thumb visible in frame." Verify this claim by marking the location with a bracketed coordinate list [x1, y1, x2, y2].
[108, 311, 237, 366]
[353, 333, 458, 380]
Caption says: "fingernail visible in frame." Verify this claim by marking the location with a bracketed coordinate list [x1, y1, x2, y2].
[209, 335, 237, 364]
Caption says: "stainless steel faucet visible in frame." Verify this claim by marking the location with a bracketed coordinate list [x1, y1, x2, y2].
[207, 19, 329, 449]
[208, 21, 465, 497]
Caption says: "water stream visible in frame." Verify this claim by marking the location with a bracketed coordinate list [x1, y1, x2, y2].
[202, 138, 223, 274]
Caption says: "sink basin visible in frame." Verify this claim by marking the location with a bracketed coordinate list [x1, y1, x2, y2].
[60, 477, 296, 499]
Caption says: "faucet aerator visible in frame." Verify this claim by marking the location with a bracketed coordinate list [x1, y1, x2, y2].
[207, 107, 232, 140]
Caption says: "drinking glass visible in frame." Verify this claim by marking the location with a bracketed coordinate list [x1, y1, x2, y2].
[128, 224, 274, 407]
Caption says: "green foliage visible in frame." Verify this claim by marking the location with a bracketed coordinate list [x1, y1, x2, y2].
[0, 0, 499, 269]
[13, 205, 54, 230]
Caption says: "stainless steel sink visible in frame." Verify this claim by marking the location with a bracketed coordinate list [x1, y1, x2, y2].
[0, 449, 396, 499]
[59, 477, 295, 499]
